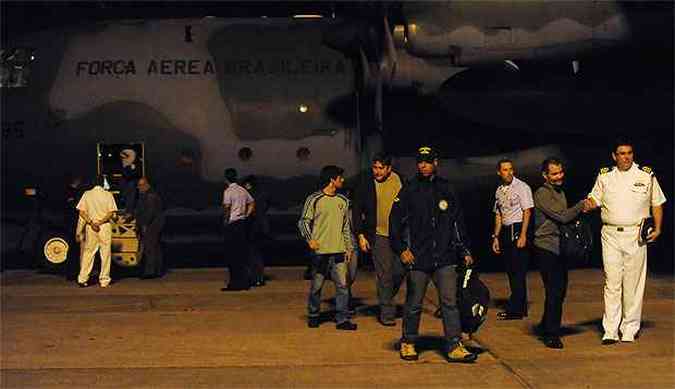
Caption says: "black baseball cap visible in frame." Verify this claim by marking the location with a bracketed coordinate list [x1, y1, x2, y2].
[416, 146, 437, 162]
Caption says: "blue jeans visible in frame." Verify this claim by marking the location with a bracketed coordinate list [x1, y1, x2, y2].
[402, 265, 461, 347]
[307, 254, 350, 324]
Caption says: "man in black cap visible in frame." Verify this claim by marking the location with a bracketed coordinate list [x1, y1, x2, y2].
[389, 146, 478, 363]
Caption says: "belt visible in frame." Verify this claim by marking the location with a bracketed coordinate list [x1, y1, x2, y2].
[501, 222, 522, 241]
[603, 224, 639, 232]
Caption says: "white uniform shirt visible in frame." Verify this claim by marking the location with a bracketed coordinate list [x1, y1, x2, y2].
[493, 176, 534, 226]
[222, 183, 254, 224]
[589, 163, 666, 226]
[76, 186, 118, 223]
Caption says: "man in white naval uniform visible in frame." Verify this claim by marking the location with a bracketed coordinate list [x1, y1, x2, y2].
[76, 175, 118, 288]
[587, 140, 666, 344]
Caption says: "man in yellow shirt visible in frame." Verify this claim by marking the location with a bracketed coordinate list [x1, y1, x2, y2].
[353, 153, 405, 326]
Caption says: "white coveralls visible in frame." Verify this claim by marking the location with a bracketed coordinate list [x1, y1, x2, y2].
[589, 163, 666, 342]
[76, 186, 118, 287]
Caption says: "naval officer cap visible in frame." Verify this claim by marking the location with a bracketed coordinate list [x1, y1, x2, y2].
[416, 146, 438, 162]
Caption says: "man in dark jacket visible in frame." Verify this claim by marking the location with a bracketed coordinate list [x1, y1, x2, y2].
[135, 177, 165, 279]
[352, 152, 406, 326]
[390, 146, 477, 363]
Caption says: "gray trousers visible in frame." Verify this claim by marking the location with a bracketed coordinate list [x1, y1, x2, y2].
[403, 265, 461, 347]
[374, 235, 406, 321]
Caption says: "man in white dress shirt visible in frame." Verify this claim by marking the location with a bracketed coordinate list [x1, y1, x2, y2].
[491, 159, 534, 320]
[587, 139, 666, 345]
[221, 168, 255, 291]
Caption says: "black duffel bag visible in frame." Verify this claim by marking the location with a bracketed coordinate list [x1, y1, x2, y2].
[456, 265, 490, 335]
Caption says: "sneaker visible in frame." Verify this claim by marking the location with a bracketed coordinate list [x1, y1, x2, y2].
[336, 321, 357, 331]
[308, 317, 320, 328]
[77, 281, 89, 288]
[447, 342, 478, 363]
[399, 341, 419, 361]
[100, 284, 110, 288]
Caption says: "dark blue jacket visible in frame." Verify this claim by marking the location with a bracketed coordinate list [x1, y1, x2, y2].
[389, 174, 471, 271]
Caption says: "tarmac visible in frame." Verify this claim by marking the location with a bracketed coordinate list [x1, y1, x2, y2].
[1, 266, 673, 388]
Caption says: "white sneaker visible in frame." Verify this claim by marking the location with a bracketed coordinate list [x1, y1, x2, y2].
[100, 284, 110, 288]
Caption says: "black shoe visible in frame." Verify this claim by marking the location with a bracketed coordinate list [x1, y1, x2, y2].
[379, 317, 396, 327]
[497, 311, 524, 320]
[543, 336, 564, 349]
[601, 339, 619, 346]
[336, 321, 358, 331]
[308, 317, 320, 328]
[220, 286, 249, 291]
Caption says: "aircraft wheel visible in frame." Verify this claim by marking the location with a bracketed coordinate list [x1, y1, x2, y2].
[38, 232, 71, 272]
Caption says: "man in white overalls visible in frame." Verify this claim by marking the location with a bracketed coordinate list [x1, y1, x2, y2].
[76, 175, 118, 288]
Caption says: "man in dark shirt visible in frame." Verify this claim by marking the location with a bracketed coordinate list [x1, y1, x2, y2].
[64, 174, 85, 281]
[389, 146, 477, 363]
[135, 177, 165, 279]
[242, 175, 270, 287]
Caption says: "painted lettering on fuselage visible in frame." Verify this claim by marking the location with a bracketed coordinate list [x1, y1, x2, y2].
[74, 58, 347, 77]
[76, 60, 137, 76]
[220, 58, 347, 76]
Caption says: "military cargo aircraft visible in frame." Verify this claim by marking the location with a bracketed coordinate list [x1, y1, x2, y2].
[1, 1, 671, 270]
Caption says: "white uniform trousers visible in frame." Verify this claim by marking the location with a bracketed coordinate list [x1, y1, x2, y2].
[78, 223, 113, 287]
[600, 226, 647, 341]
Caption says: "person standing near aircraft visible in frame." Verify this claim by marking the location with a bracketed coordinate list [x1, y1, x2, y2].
[76, 175, 118, 288]
[491, 158, 534, 320]
[533, 157, 589, 349]
[119, 149, 141, 214]
[352, 152, 405, 326]
[242, 175, 270, 287]
[221, 168, 255, 291]
[586, 139, 666, 345]
[64, 174, 85, 281]
[135, 177, 165, 279]
[390, 146, 477, 363]
[298, 165, 357, 331]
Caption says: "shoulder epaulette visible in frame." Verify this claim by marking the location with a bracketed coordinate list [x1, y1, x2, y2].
[641, 166, 653, 175]
[599, 167, 611, 175]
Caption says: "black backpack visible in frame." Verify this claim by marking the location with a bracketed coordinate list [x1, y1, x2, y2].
[559, 215, 593, 263]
